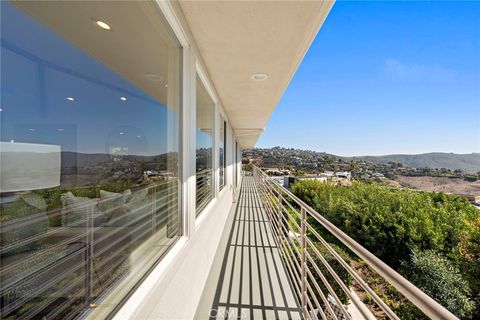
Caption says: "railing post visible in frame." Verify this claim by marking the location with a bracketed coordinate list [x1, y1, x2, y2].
[86, 202, 94, 307]
[301, 206, 307, 316]
[277, 189, 283, 248]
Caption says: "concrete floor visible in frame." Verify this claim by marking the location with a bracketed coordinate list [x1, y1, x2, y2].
[195, 176, 302, 320]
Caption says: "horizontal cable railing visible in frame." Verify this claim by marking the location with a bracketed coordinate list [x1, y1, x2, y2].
[0, 179, 179, 320]
[251, 165, 459, 320]
[196, 169, 213, 215]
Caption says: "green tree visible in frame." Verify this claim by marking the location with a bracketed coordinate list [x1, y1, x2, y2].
[400, 250, 475, 319]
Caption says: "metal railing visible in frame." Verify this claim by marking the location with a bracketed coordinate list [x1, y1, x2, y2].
[251, 165, 459, 320]
[0, 179, 179, 320]
[196, 169, 213, 215]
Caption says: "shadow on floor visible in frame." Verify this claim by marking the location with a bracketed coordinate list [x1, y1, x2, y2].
[197, 176, 302, 320]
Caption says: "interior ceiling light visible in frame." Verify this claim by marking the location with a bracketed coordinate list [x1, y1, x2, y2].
[57, 128, 65, 132]
[144, 74, 164, 82]
[95, 20, 111, 31]
[251, 73, 269, 81]
[66, 97, 75, 101]
[120, 96, 127, 101]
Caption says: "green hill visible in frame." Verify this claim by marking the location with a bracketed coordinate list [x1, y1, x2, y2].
[348, 153, 480, 173]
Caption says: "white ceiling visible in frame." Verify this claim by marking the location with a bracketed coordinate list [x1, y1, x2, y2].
[179, 0, 334, 148]
[14, 0, 181, 110]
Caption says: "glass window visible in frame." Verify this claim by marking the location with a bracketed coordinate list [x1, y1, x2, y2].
[196, 77, 215, 215]
[0, 1, 181, 319]
[219, 118, 226, 190]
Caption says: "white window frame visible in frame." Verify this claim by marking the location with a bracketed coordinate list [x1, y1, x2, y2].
[194, 62, 218, 219]
[112, 0, 238, 317]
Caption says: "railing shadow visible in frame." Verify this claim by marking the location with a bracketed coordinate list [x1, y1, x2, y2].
[209, 176, 302, 320]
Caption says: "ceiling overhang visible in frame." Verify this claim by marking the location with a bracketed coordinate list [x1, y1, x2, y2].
[179, 0, 334, 148]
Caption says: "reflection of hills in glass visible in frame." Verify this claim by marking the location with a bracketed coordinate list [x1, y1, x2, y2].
[196, 148, 212, 171]
[60, 151, 178, 188]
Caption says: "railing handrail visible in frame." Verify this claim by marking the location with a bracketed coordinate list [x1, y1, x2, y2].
[252, 164, 459, 320]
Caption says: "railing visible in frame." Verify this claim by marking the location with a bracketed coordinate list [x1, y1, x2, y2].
[0, 179, 179, 320]
[251, 165, 459, 320]
[196, 169, 213, 215]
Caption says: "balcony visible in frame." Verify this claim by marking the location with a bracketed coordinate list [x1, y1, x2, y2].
[197, 167, 459, 320]
[197, 176, 302, 320]
[1, 1, 473, 319]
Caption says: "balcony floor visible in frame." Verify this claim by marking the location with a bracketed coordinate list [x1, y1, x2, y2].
[196, 176, 301, 320]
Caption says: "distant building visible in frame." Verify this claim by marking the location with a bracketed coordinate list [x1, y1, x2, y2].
[335, 171, 352, 180]
[319, 171, 334, 179]
[372, 172, 384, 179]
[284, 176, 297, 188]
[270, 176, 284, 186]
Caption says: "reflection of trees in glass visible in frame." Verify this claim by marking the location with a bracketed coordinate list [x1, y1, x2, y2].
[196, 148, 213, 171]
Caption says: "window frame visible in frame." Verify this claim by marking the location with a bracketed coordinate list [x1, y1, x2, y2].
[219, 117, 227, 191]
[194, 67, 217, 217]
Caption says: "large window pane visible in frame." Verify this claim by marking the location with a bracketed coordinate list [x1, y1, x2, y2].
[219, 118, 226, 190]
[0, 1, 181, 319]
[196, 78, 215, 215]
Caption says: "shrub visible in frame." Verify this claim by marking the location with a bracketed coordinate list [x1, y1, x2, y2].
[400, 249, 475, 319]
[291, 179, 480, 317]
[458, 217, 480, 319]
[291, 180, 478, 267]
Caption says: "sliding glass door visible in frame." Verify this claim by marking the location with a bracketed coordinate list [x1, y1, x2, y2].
[0, 1, 182, 318]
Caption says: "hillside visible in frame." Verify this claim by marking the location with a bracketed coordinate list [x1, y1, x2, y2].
[347, 153, 480, 173]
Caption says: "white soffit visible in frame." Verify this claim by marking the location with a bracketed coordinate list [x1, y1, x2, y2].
[179, 0, 334, 148]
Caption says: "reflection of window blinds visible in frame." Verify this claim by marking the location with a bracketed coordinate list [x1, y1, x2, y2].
[196, 169, 213, 214]
[0, 142, 61, 192]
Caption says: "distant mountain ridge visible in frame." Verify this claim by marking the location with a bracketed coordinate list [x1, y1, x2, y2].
[345, 152, 480, 173]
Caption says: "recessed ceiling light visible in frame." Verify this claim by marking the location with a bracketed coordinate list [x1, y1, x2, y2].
[0, 108, 3, 112]
[137, 135, 142, 138]
[144, 74, 163, 82]
[95, 20, 111, 31]
[28, 128, 35, 132]
[120, 96, 127, 101]
[119, 132, 124, 135]
[57, 128, 65, 132]
[251, 73, 269, 81]
[66, 97, 75, 101]
[164, 84, 168, 88]
[10, 140, 14, 143]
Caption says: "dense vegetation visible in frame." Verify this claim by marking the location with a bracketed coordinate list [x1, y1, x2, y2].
[291, 179, 480, 319]
[400, 250, 475, 319]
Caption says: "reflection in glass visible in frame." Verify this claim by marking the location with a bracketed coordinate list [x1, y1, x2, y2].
[219, 119, 226, 190]
[196, 77, 215, 215]
[0, 1, 181, 319]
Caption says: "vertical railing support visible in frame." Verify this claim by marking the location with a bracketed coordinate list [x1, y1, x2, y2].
[86, 202, 94, 307]
[301, 206, 307, 316]
[277, 189, 283, 248]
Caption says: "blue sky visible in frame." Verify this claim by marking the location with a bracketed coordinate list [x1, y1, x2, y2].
[257, 0, 480, 156]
